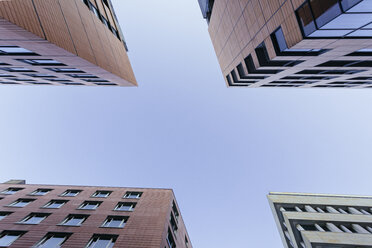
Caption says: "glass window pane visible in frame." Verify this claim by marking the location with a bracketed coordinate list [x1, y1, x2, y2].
[347, 29, 372, 36]
[38, 237, 65, 248]
[0, 234, 19, 246]
[297, 3, 316, 36]
[322, 14, 372, 29]
[90, 239, 112, 248]
[310, 0, 341, 27]
[23, 216, 45, 224]
[309, 29, 352, 37]
[0, 47, 33, 54]
[347, 0, 372, 12]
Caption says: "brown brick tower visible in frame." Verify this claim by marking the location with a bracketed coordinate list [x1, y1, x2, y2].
[0, 180, 192, 248]
[0, 0, 137, 86]
[199, 0, 372, 88]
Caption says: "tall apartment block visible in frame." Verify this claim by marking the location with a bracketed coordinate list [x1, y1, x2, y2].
[0, 180, 192, 248]
[0, 0, 136, 86]
[199, 0, 372, 88]
[268, 192, 372, 248]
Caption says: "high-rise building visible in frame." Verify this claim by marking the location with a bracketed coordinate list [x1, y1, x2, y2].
[0, 180, 192, 248]
[268, 192, 372, 248]
[0, 0, 136, 87]
[199, 0, 372, 88]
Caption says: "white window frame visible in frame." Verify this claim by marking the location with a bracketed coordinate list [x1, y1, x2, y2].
[85, 236, 116, 248]
[114, 203, 135, 211]
[78, 202, 100, 210]
[101, 217, 127, 228]
[43, 200, 66, 209]
[60, 215, 86, 226]
[35, 234, 68, 248]
[60, 190, 81, 197]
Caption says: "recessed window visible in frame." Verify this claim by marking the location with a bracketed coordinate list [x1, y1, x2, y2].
[82, 78, 110, 83]
[172, 201, 180, 221]
[43, 200, 68, 209]
[60, 214, 88, 226]
[78, 201, 101, 210]
[0, 46, 38, 56]
[66, 74, 98, 79]
[60, 190, 81, 197]
[0, 212, 12, 221]
[95, 83, 118, 86]
[101, 216, 128, 228]
[23, 73, 56, 78]
[8, 199, 35, 207]
[62, 82, 85, 86]
[170, 213, 178, 235]
[167, 228, 176, 248]
[185, 236, 189, 247]
[123, 191, 142, 199]
[7, 78, 35, 82]
[86, 235, 117, 248]
[0, 231, 25, 247]
[47, 68, 85, 73]
[1, 187, 23, 195]
[114, 202, 136, 211]
[34, 233, 70, 248]
[18, 59, 66, 66]
[18, 213, 49, 225]
[92, 191, 112, 198]
[347, 48, 372, 56]
[1, 67, 35, 72]
[29, 189, 52, 196]
[29, 82, 52, 85]
[47, 78, 72, 82]
[0, 74, 15, 77]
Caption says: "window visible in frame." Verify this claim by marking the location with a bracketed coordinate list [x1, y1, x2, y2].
[1, 67, 35, 72]
[66, 74, 99, 79]
[47, 68, 85, 73]
[185, 236, 189, 247]
[166, 228, 176, 248]
[85, 235, 117, 248]
[8, 199, 35, 207]
[60, 190, 81, 197]
[0, 212, 11, 221]
[23, 73, 56, 78]
[1, 188, 23, 195]
[0, 46, 38, 56]
[35, 233, 70, 248]
[18, 213, 49, 224]
[18, 59, 66, 66]
[78, 201, 101, 210]
[43, 200, 68, 209]
[60, 214, 88, 226]
[83, 79, 110, 83]
[95, 83, 118, 86]
[172, 201, 180, 221]
[123, 191, 142, 199]
[347, 48, 372, 56]
[101, 216, 128, 228]
[29, 189, 52, 196]
[47, 79, 72, 82]
[170, 213, 178, 234]
[92, 191, 111, 198]
[0, 231, 25, 247]
[114, 202, 136, 211]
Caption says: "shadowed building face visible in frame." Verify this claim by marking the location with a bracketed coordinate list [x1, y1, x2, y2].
[0, 0, 137, 87]
[199, 0, 372, 88]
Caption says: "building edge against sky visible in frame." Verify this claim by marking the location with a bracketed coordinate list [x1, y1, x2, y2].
[199, 0, 372, 89]
[0, 0, 137, 87]
[268, 192, 372, 248]
[0, 180, 192, 248]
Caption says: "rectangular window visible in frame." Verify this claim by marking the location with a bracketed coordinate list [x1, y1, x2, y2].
[78, 201, 101, 210]
[60, 214, 88, 226]
[309, 0, 342, 28]
[23, 73, 56, 78]
[123, 191, 142, 199]
[43, 200, 68, 209]
[1, 67, 35, 72]
[47, 68, 85, 73]
[92, 191, 112, 198]
[166, 228, 176, 248]
[172, 201, 180, 221]
[0, 46, 38, 56]
[29, 189, 52, 196]
[18, 59, 66, 66]
[114, 202, 136, 211]
[86, 235, 117, 248]
[170, 213, 178, 234]
[101, 216, 128, 228]
[0, 212, 12, 221]
[60, 190, 81, 197]
[297, 2, 316, 36]
[8, 199, 35, 208]
[35, 233, 70, 248]
[1, 188, 23, 195]
[0, 231, 25, 247]
[66, 74, 99, 79]
[18, 213, 49, 225]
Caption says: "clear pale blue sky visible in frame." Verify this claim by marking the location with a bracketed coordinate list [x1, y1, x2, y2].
[1, 1, 372, 247]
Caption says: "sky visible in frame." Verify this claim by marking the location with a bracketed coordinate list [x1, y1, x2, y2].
[1, 0, 372, 247]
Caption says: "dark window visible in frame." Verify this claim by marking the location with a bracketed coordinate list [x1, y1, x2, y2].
[60, 214, 88, 226]
[309, 0, 341, 28]
[170, 213, 178, 234]
[114, 202, 136, 211]
[0, 46, 39, 56]
[18, 59, 66, 66]
[0, 231, 25, 247]
[86, 235, 117, 248]
[347, 48, 372, 56]
[47, 79, 72, 82]
[43, 200, 68, 209]
[30, 189, 52, 196]
[18, 213, 49, 225]
[95, 83, 118, 86]
[123, 191, 142, 199]
[296, 2, 316, 36]
[78, 201, 102, 210]
[0, 212, 12, 221]
[341, 0, 362, 11]
[8, 199, 35, 207]
[1, 188, 23, 195]
[23, 73, 56, 78]
[47, 68, 85, 73]
[62, 82, 85, 86]
[60, 190, 81, 197]
[172, 201, 180, 222]
[35, 233, 70, 248]
[92, 191, 112, 198]
[1, 67, 35, 72]
[67, 74, 98, 79]
[167, 228, 176, 248]
[101, 216, 128, 228]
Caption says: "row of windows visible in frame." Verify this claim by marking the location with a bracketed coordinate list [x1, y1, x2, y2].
[0, 231, 117, 248]
[0, 211, 128, 228]
[3, 198, 137, 211]
[0, 187, 142, 199]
